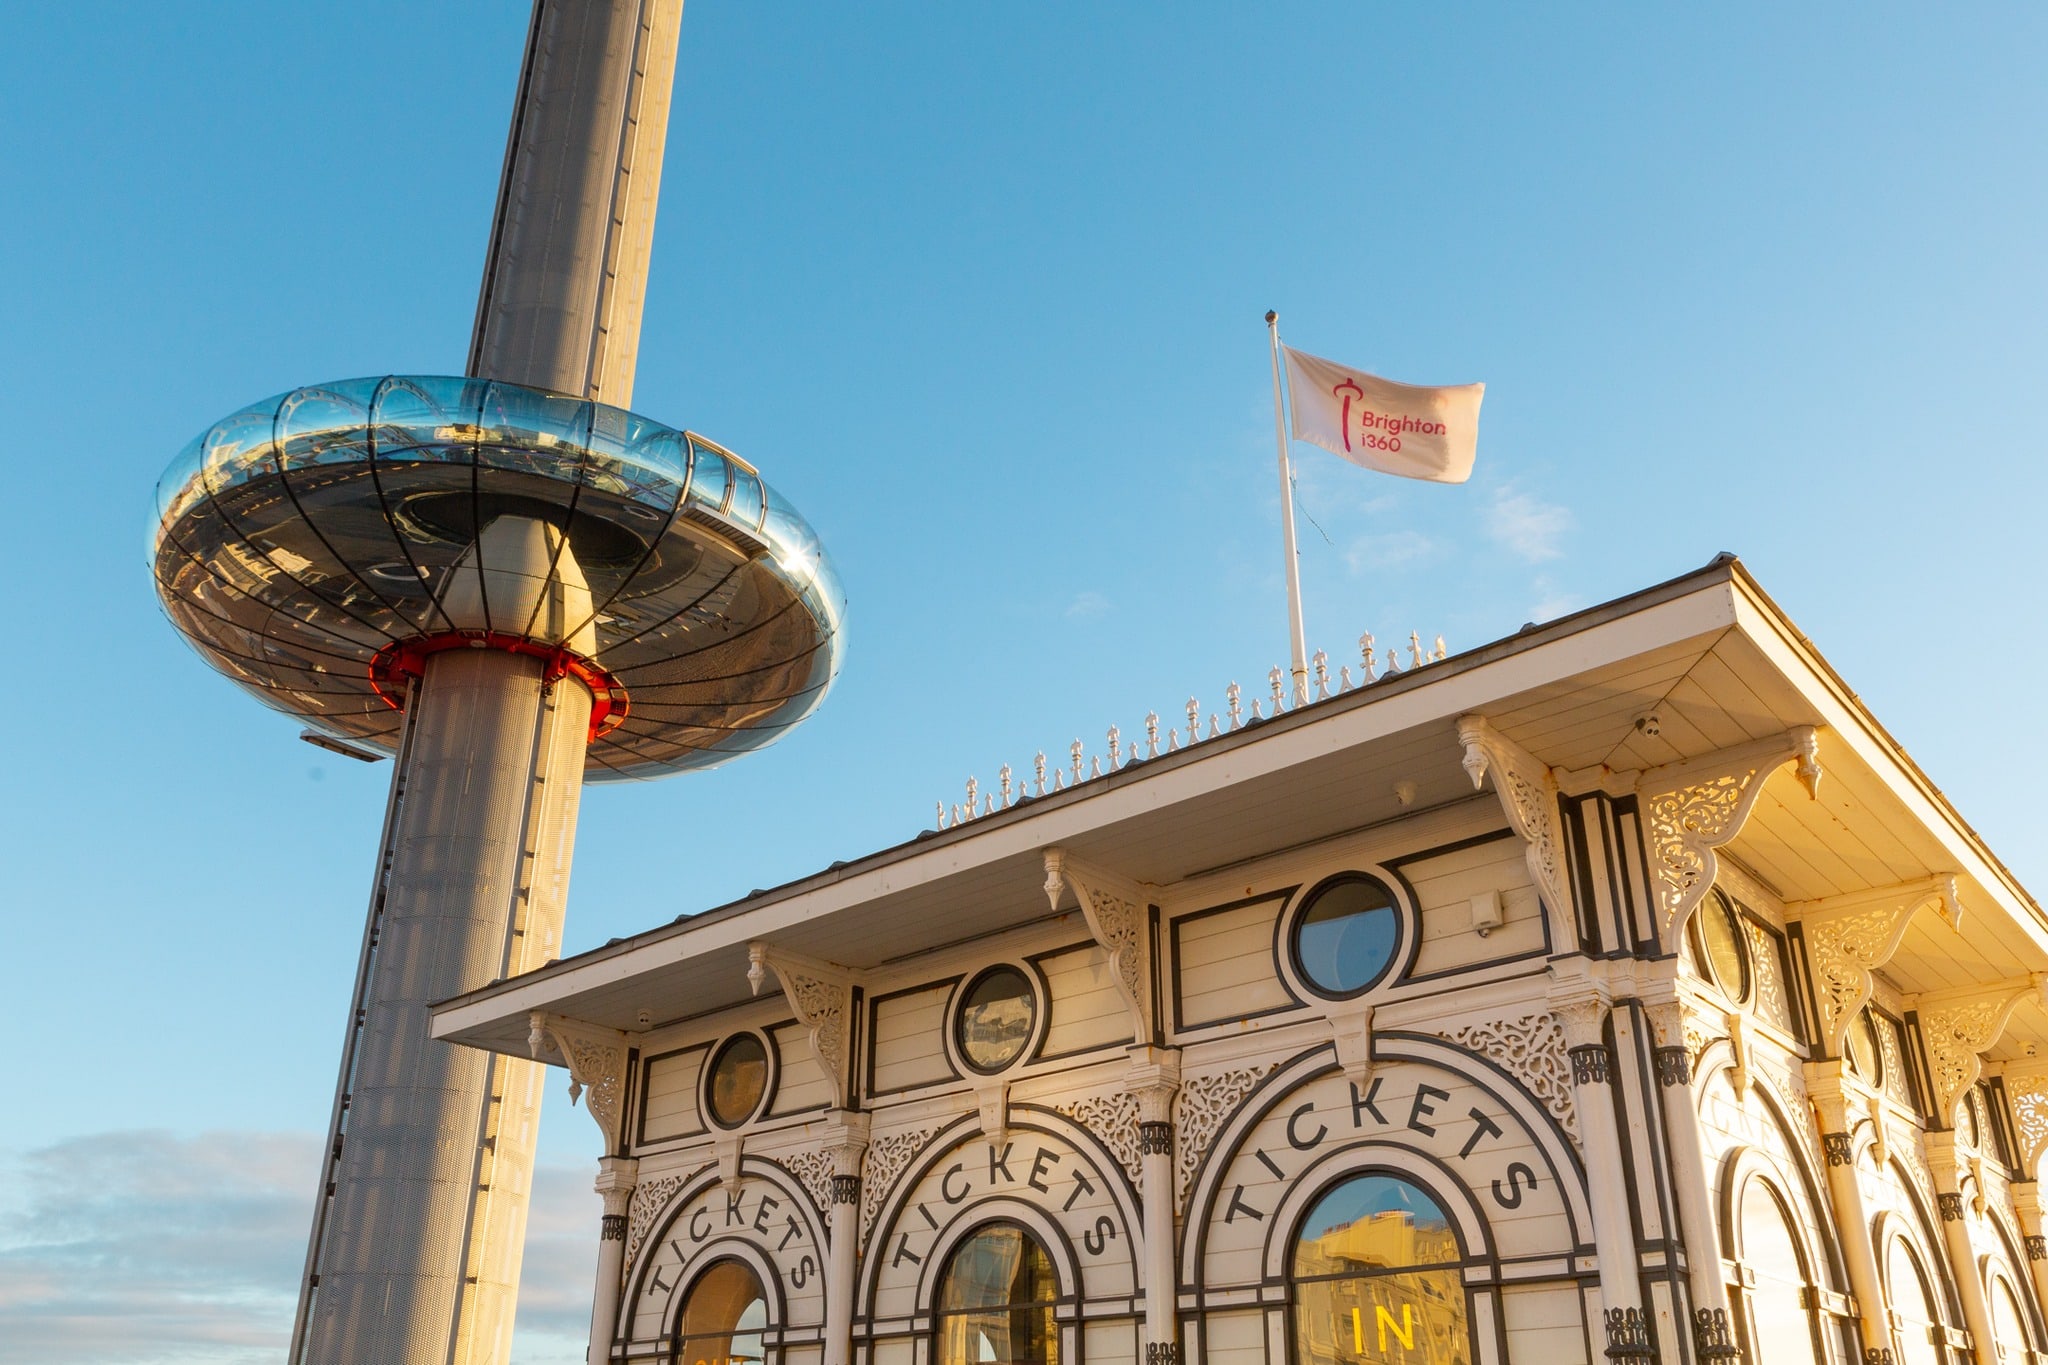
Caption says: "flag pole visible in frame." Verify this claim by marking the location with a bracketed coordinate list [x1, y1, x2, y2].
[1266, 310, 1310, 706]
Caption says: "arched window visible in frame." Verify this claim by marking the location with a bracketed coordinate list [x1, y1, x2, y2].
[935, 1222, 1059, 1365]
[1290, 1172, 1471, 1365]
[674, 1258, 767, 1365]
[1735, 1177, 1822, 1365]
[1885, 1236, 1947, 1365]
[1990, 1273, 2034, 1364]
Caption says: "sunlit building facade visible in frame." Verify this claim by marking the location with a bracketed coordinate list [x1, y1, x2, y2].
[434, 558, 2048, 1364]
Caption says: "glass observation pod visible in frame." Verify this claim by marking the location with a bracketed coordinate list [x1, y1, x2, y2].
[151, 375, 845, 780]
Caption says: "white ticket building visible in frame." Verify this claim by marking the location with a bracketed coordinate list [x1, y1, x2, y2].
[431, 557, 2048, 1365]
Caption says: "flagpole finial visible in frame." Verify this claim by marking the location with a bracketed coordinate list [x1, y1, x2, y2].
[1265, 309, 1277, 326]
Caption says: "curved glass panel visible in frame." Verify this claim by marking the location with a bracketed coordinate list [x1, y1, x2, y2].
[676, 1258, 766, 1365]
[1845, 1009, 1882, 1086]
[706, 1034, 768, 1128]
[1292, 1173, 1468, 1365]
[1886, 1239, 1944, 1365]
[958, 967, 1036, 1073]
[1738, 1179, 1821, 1365]
[936, 1223, 1058, 1365]
[1294, 876, 1399, 997]
[150, 375, 846, 780]
[1701, 889, 1750, 1003]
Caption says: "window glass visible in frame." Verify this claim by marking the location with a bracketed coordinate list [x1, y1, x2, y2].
[675, 1258, 766, 1365]
[936, 1223, 1059, 1365]
[958, 967, 1036, 1073]
[1886, 1238, 1945, 1365]
[1700, 889, 1750, 1003]
[1845, 1009, 1882, 1086]
[1291, 1173, 1470, 1365]
[706, 1033, 768, 1127]
[1738, 1179, 1821, 1365]
[1294, 876, 1400, 997]
[1992, 1275, 2032, 1364]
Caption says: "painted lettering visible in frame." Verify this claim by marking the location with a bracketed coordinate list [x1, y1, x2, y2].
[988, 1142, 1014, 1183]
[723, 1189, 744, 1226]
[941, 1162, 971, 1205]
[1491, 1161, 1540, 1210]
[891, 1232, 922, 1268]
[753, 1194, 779, 1234]
[1224, 1184, 1264, 1224]
[791, 1253, 816, 1288]
[1287, 1101, 1328, 1151]
[1408, 1083, 1450, 1137]
[1350, 1077, 1388, 1126]
[1063, 1167, 1097, 1213]
[1028, 1147, 1062, 1193]
[780, 1214, 802, 1251]
[918, 1202, 940, 1231]
[1253, 1147, 1286, 1180]
[647, 1266, 673, 1298]
[1377, 1303, 1416, 1351]
[1084, 1214, 1119, 1256]
[688, 1206, 712, 1241]
[1459, 1107, 1504, 1159]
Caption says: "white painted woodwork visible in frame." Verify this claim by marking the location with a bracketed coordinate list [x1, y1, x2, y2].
[1037, 942, 1135, 1057]
[1405, 834, 1544, 973]
[638, 1047, 706, 1144]
[868, 984, 956, 1094]
[1173, 895, 1294, 1030]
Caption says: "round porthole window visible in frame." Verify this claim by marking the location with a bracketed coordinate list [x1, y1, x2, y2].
[956, 965, 1037, 1073]
[1699, 888, 1751, 1004]
[1845, 1008, 1883, 1087]
[1290, 874, 1401, 998]
[706, 1032, 770, 1128]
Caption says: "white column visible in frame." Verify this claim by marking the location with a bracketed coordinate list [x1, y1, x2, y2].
[587, 1156, 639, 1364]
[822, 1111, 871, 1365]
[2010, 1182, 2048, 1327]
[1643, 996, 1743, 1361]
[1928, 1134, 1997, 1363]
[1550, 976, 1653, 1361]
[1804, 1066, 1892, 1361]
[1128, 1047, 1183, 1362]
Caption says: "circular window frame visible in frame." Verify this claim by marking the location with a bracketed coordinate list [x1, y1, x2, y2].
[1281, 870, 1411, 1003]
[702, 1029, 778, 1131]
[1696, 887, 1753, 1005]
[948, 962, 1048, 1077]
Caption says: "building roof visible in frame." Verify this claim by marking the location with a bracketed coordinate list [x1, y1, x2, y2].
[431, 555, 2048, 1057]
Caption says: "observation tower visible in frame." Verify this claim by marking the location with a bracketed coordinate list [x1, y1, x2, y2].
[147, 4, 843, 1363]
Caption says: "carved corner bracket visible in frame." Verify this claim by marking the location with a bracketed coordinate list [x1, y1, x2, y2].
[528, 1010, 632, 1151]
[1044, 847, 1155, 1042]
[1997, 1061, 2048, 1180]
[1638, 726, 1821, 947]
[1911, 977, 2043, 1128]
[747, 942, 858, 1111]
[1790, 876, 1959, 1053]
[1456, 715, 1572, 940]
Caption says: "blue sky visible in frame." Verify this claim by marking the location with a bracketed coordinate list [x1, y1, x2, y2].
[3, 4, 2044, 1360]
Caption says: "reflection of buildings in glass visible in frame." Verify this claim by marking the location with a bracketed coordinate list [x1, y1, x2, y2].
[1296, 1209, 1467, 1365]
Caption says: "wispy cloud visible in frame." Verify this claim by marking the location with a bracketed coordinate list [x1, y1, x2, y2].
[1064, 590, 1112, 619]
[0, 1130, 596, 1365]
[1342, 529, 1437, 573]
[1485, 484, 1573, 562]
[1527, 575, 1585, 624]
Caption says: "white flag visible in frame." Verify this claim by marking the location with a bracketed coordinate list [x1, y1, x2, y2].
[1282, 345, 1484, 484]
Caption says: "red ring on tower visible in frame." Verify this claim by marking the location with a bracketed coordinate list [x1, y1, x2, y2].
[368, 632, 630, 742]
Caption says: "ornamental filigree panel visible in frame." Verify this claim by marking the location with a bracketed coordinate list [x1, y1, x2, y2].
[860, 1125, 942, 1240]
[1644, 775, 1750, 940]
[1442, 1013, 1577, 1142]
[2006, 1071, 2048, 1176]
[777, 1148, 834, 1215]
[1053, 1090, 1144, 1188]
[1173, 1064, 1277, 1204]
[1744, 920, 1796, 1037]
[626, 1167, 706, 1265]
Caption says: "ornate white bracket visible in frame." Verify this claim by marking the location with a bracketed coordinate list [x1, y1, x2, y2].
[1790, 876, 1959, 1053]
[748, 942, 857, 1111]
[1911, 977, 2044, 1127]
[528, 1011, 632, 1152]
[2001, 1062, 2048, 1180]
[1043, 847, 1154, 1042]
[1546, 962, 1612, 1088]
[1637, 727, 1821, 946]
[1330, 1003, 1375, 1088]
[1456, 716, 1572, 937]
[977, 1081, 1010, 1149]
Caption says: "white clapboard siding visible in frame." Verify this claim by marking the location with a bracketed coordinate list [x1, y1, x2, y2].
[1200, 1309, 1268, 1365]
[869, 982, 957, 1094]
[1403, 835, 1544, 975]
[770, 1021, 835, 1116]
[639, 1046, 707, 1143]
[1174, 897, 1293, 1030]
[1500, 1284, 1589, 1364]
[1083, 1319, 1138, 1364]
[868, 1340, 915, 1365]
[1038, 944, 1135, 1057]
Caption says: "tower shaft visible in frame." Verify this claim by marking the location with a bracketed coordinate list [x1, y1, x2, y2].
[292, 4, 686, 1362]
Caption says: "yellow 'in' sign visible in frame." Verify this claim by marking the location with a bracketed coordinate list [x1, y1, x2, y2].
[1351, 1303, 1417, 1352]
